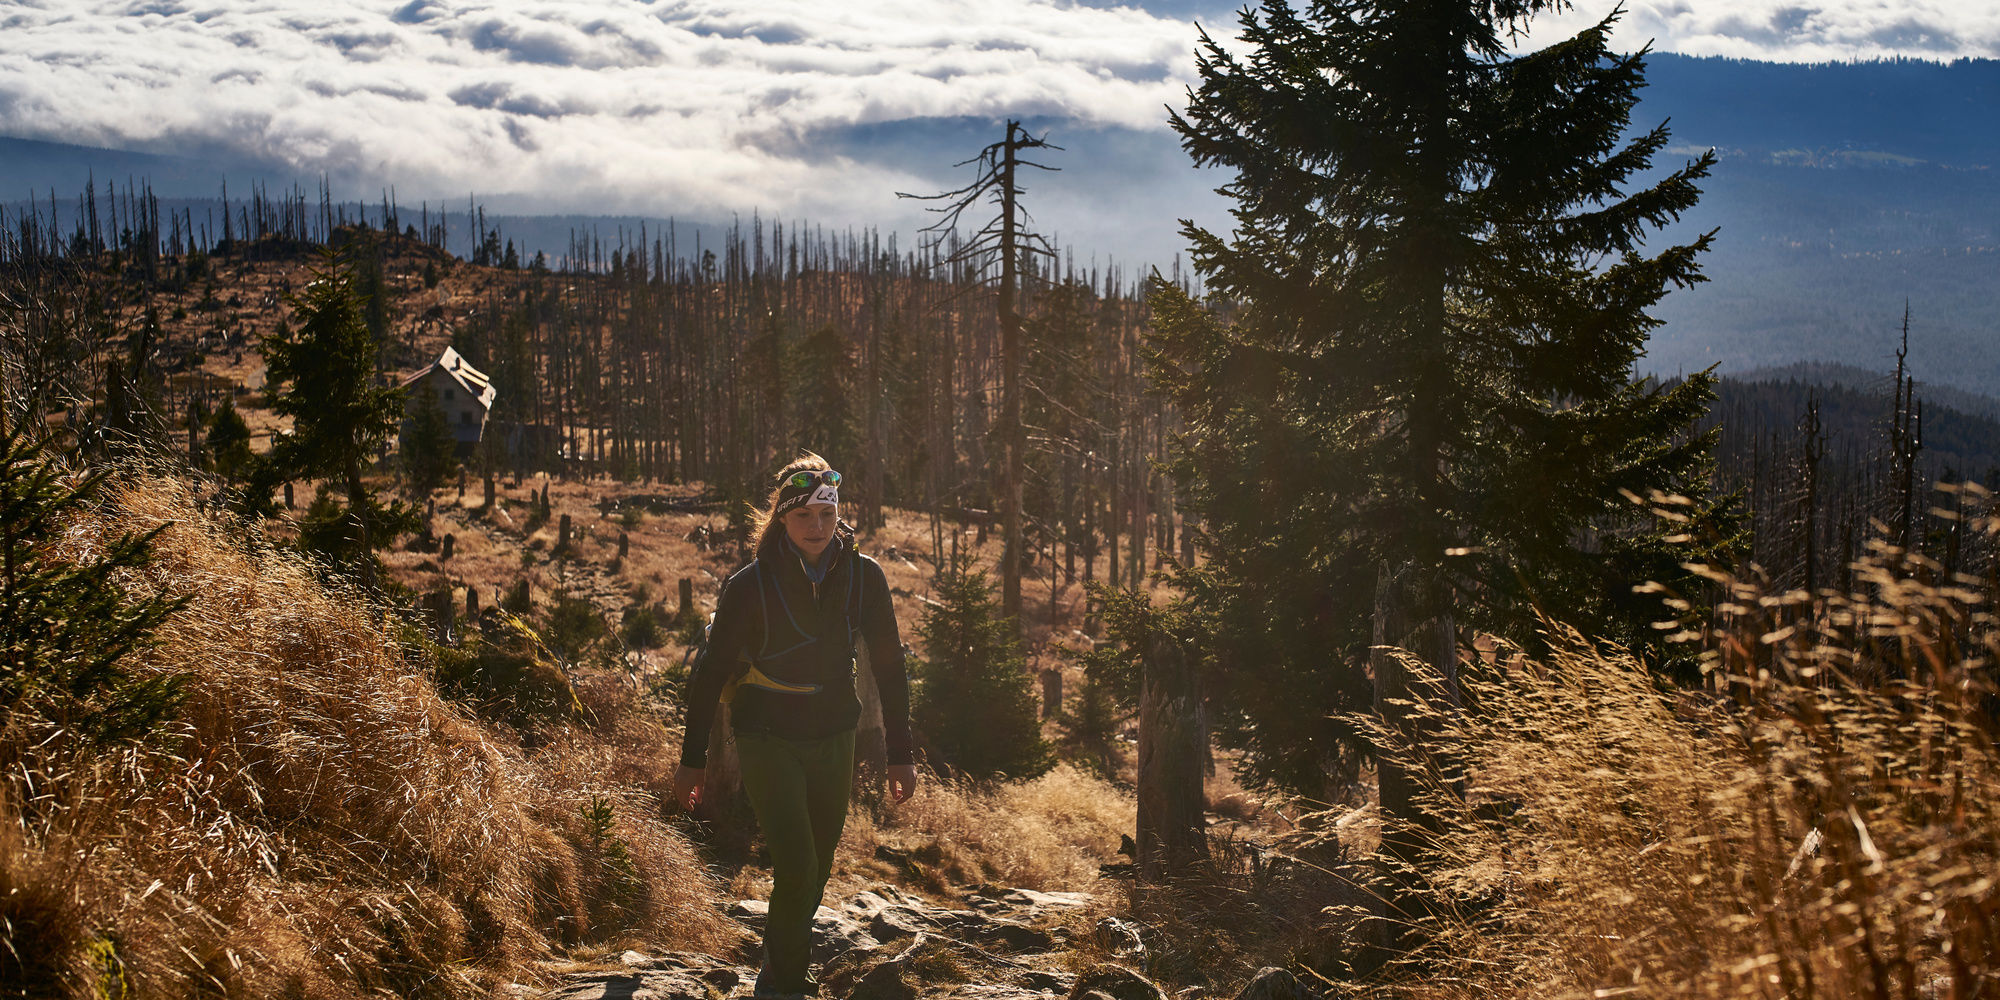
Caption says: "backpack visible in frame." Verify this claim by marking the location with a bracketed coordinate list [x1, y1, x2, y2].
[683, 549, 863, 703]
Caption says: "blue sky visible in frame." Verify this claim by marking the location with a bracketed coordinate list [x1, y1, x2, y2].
[2, 1, 1993, 266]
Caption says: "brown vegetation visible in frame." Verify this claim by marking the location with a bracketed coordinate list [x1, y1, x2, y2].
[0, 470, 732, 997]
[1384, 540, 2000, 1000]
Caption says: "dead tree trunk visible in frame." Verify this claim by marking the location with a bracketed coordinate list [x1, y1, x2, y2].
[1368, 561, 1460, 962]
[1137, 635, 1207, 883]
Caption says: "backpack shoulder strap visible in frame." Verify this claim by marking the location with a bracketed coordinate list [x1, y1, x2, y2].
[750, 560, 769, 658]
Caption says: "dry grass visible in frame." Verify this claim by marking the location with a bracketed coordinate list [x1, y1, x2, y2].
[0, 471, 731, 998]
[838, 764, 1132, 895]
[1376, 539, 2000, 1000]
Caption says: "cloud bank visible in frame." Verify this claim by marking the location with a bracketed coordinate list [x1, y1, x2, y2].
[0, 0, 1196, 227]
[0, 1, 1992, 263]
[1519, 0, 2000, 63]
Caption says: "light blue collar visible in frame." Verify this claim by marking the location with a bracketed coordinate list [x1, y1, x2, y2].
[785, 534, 840, 583]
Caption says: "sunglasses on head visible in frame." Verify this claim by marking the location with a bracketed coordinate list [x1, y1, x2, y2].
[780, 469, 842, 490]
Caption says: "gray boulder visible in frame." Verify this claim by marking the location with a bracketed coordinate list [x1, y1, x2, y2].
[1068, 964, 1168, 1000]
[850, 958, 919, 1000]
[1235, 967, 1315, 1000]
[729, 897, 884, 963]
[1094, 916, 1147, 960]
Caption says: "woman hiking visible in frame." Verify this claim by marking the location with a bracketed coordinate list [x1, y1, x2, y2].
[673, 452, 919, 999]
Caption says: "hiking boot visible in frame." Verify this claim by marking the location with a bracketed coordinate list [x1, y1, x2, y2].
[751, 960, 808, 1000]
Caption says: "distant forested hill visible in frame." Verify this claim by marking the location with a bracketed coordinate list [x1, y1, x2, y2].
[1711, 369, 2000, 486]
[1640, 55, 2000, 167]
[1631, 57, 2000, 396]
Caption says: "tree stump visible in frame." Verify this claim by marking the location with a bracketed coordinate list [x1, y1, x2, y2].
[618, 530, 629, 559]
[558, 513, 572, 551]
[283, 482, 294, 509]
[503, 578, 531, 613]
[677, 577, 696, 624]
[1137, 635, 1207, 883]
[1041, 668, 1063, 720]
[465, 584, 479, 620]
[427, 584, 454, 644]
[441, 533, 455, 560]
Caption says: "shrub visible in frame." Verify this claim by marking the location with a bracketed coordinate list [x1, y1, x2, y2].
[0, 426, 187, 745]
[620, 603, 665, 650]
[430, 632, 580, 728]
[910, 568, 1053, 781]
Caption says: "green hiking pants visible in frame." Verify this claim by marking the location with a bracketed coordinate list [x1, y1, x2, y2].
[736, 728, 856, 992]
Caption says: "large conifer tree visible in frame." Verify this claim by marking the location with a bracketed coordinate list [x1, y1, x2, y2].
[263, 252, 410, 585]
[1149, 0, 1724, 801]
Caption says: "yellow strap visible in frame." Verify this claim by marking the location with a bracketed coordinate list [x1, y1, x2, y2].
[718, 663, 822, 704]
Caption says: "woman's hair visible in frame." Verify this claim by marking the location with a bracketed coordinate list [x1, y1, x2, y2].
[751, 450, 837, 553]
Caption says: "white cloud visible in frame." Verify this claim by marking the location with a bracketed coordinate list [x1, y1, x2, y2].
[1519, 0, 2000, 62]
[0, 0, 1201, 226]
[1, 0, 1991, 262]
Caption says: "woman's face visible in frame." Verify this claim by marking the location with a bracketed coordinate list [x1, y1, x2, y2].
[784, 503, 837, 560]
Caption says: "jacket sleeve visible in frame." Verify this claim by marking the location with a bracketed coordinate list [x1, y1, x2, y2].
[678, 567, 756, 768]
[859, 556, 915, 766]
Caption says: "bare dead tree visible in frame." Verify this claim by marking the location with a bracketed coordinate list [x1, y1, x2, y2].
[899, 120, 1062, 631]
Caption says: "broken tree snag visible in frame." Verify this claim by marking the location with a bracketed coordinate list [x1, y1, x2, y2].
[427, 584, 454, 644]
[1041, 668, 1062, 720]
[1137, 634, 1208, 883]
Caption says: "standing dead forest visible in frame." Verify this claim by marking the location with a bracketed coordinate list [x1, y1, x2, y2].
[0, 173, 1189, 601]
[4, 3, 2000, 999]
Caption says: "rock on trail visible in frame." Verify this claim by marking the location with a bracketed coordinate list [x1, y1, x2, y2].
[528, 883, 1113, 1000]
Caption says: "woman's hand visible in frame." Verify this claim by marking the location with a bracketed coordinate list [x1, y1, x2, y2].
[886, 764, 918, 804]
[673, 765, 705, 811]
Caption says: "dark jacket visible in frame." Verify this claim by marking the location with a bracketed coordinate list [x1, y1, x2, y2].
[678, 530, 914, 767]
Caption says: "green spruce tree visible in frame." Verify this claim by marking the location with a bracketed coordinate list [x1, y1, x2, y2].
[401, 378, 459, 496]
[911, 568, 1053, 781]
[789, 324, 859, 466]
[205, 397, 253, 481]
[1150, 0, 1727, 814]
[1, 426, 187, 744]
[262, 250, 414, 585]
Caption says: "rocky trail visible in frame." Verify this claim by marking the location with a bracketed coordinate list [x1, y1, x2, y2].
[519, 883, 1318, 1000]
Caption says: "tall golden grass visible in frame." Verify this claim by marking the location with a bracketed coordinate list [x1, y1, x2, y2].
[840, 763, 1132, 894]
[1390, 536, 2000, 1000]
[1, 471, 730, 998]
